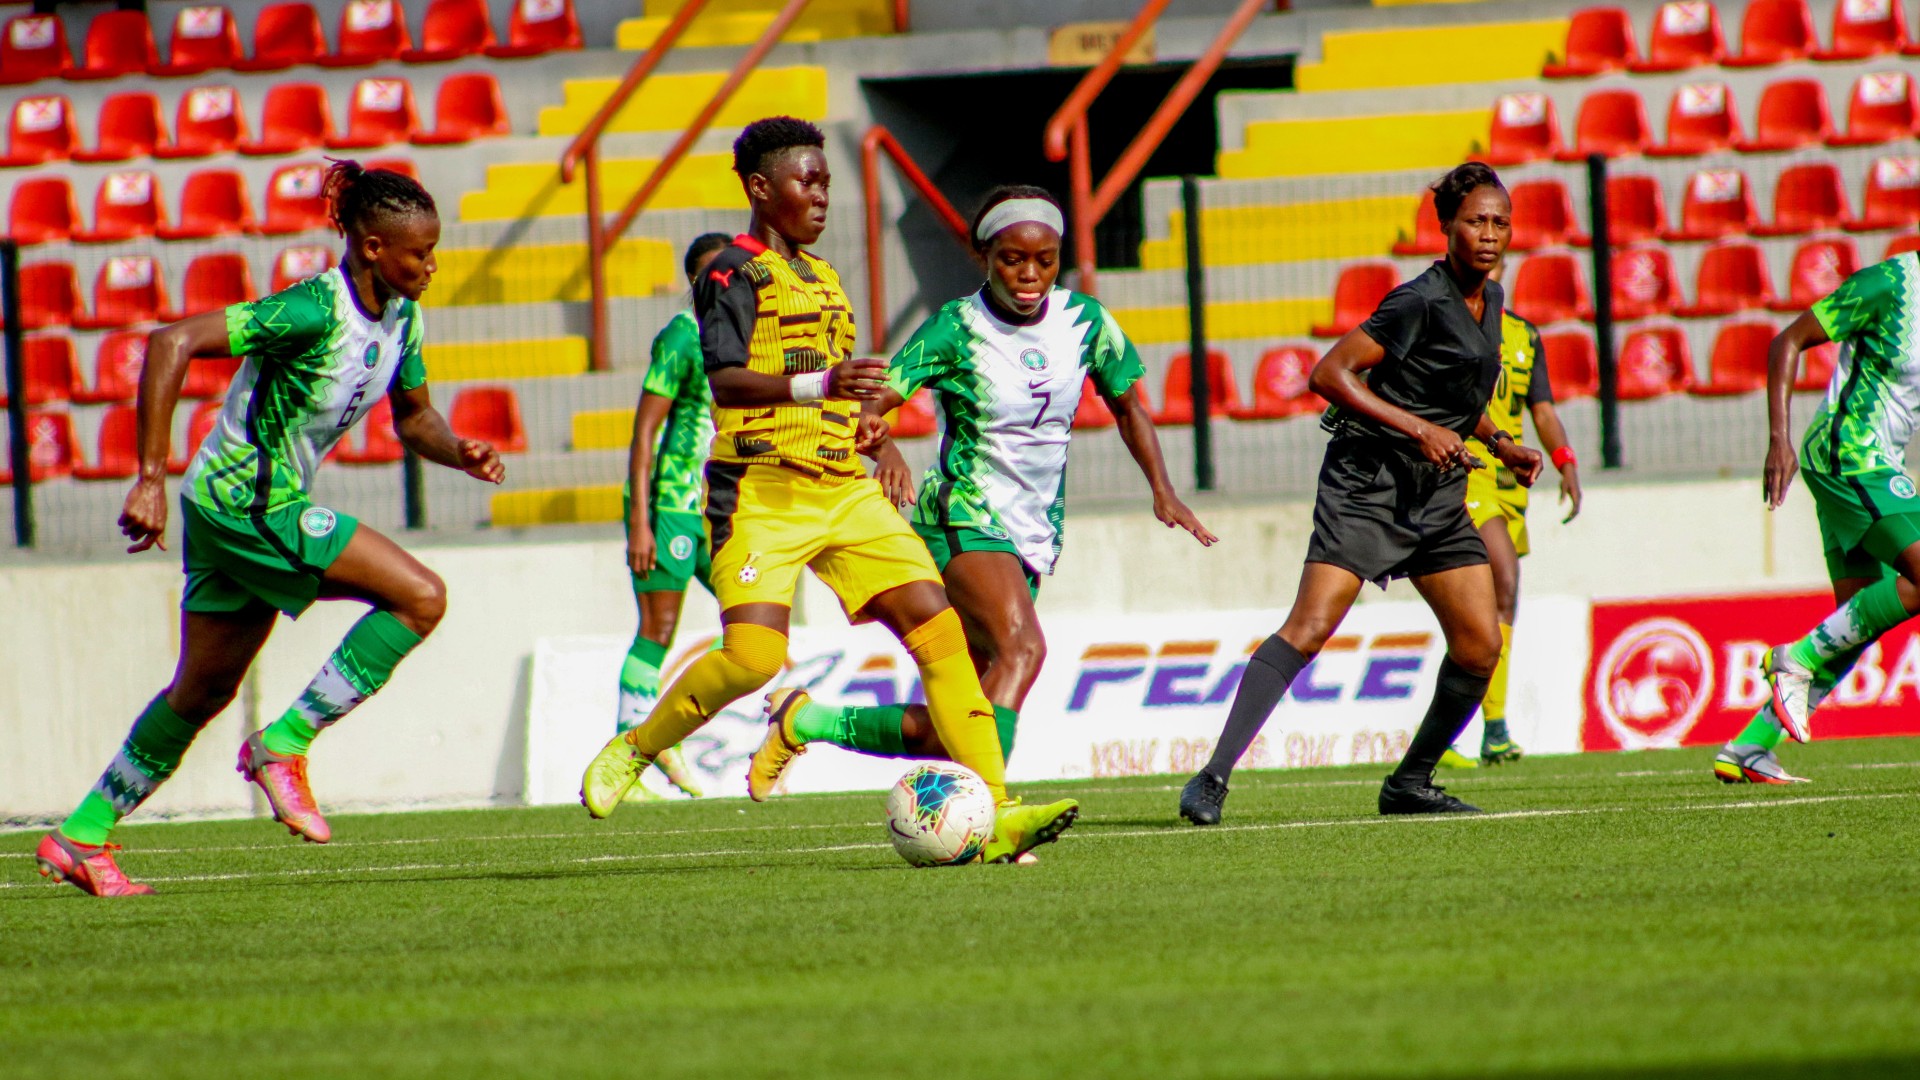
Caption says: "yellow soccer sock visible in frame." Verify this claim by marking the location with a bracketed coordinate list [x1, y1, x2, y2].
[903, 609, 1007, 803]
[1483, 623, 1514, 722]
[625, 622, 786, 758]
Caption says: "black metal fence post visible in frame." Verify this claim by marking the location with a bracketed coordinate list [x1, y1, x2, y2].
[1585, 153, 1622, 469]
[403, 449, 425, 529]
[1181, 174, 1214, 492]
[2, 239, 33, 546]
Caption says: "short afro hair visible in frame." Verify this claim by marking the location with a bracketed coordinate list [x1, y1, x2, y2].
[683, 232, 732, 280]
[732, 116, 826, 180]
[1430, 161, 1506, 225]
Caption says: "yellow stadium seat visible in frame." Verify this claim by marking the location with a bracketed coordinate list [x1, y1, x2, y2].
[458, 153, 745, 222]
[425, 338, 591, 382]
[431, 240, 677, 306]
[492, 484, 625, 527]
[1294, 20, 1567, 92]
[1111, 299, 1330, 346]
[1219, 110, 1486, 179]
[571, 408, 634, 451]
[1139, 196, 1421, 268]
[537, 67, 828, 137]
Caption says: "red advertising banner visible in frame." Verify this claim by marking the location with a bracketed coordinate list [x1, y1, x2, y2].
[1585, 590, 1920, 750]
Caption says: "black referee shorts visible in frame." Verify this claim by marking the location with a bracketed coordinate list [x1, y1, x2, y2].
[1304, 436, 1489, 587]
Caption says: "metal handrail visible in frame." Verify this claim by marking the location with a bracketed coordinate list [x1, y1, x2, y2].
[861, 125, 969, 352]
[1041, 0, 1170, 163]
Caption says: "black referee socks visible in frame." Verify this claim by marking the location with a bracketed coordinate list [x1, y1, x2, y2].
[1205, 635, 1309, 781]
[1391, 656, 1492, 787]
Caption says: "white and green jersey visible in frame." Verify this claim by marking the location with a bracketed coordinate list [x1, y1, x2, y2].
[184, 263, 425, 516]
[1801, 253, 1920, 477]
[887, 287, 1143, 575]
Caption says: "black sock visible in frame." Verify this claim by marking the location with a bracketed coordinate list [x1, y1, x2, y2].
[1205, 635, 1309, 780]
[1390, 656, 1491, 787]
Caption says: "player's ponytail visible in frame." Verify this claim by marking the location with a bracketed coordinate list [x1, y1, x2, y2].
[323, 158, 437, 238]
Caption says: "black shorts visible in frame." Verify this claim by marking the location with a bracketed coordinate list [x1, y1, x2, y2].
[1304, 437, 1489, 587]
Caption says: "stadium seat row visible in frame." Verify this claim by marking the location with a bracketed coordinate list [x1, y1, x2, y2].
[0, 74, 506, 168]
[6, 245, 334, 332]
[1545, 0, 1920, 79]
[0, 1, 578, 86]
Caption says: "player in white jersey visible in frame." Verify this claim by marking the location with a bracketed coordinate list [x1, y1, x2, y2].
[743, 185, 1214, 792]
[35, 161, 505, 897]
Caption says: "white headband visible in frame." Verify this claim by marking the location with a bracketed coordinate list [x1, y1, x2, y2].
[975, 198, 1064, 243]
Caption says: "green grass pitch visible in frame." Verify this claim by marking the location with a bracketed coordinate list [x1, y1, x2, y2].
[4, 739, 1919, 1079]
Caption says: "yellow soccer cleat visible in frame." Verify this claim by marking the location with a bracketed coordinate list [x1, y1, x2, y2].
[654, 744, 704, 798]
[623, 776, 666, 803]
[746, 689, 810, 803]
[1439, 747, 1479, 770]
[981, 797, 1079, 864]
[581, 731, 652, 819]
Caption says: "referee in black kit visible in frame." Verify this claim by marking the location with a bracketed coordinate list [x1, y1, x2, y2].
[1181, 162, 1543, 824]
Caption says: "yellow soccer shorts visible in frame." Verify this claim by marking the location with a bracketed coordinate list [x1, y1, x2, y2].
[703, 462, 943, 620]
[1465, 460, 1531, 557]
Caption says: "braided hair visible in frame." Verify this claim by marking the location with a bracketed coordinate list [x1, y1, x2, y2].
[323, 158, 437, 238]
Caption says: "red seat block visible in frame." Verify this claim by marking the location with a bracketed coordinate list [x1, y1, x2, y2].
[320, 0, 412, 68]
[1796, 341, 1838, 392]
[1755, 161, 1853, 236]
[1485, 92, 1562, 166]
[78, 256, 169, 330]
[168, 252, 255, 321]
[1650, 81, 1741, 157]
[1771, 237, 1859, 312]
[158, 168, 254, 240]
[8, 176, 76, 244]
[0, 95, 75, 167]
[1735, 78, 1831, 151]
[74, 405, 140, 481]
[168, 400, 224, 474]
[1616, 325, 1692, 399]
[1073, 381, 1116, 429]
[155, 84, 246, 159]
[64, 10, 156, 82]
[450, 386, 528, 453]
[74, 91, 167, 163]
[17, 261, 79, 330]
[888, 389, 936, 439]
[1676, 241, 1774, 317]
[1541, 329, 1599, 400]
[1815, 0, 1908, 61]
[180, 358, 241, 400]
[403, 0, 494, 63]
[0, 15, 71, 85]
[1691, 320, 1776, 396]
[1724, 0, 1817, 67]
[364, 156, 418, 180]
[1510, 251, 1592, 325]
[261, 162, 330, 235]
[235, 3, 326, 73]
[1629, 1, 1725, 72]
[1829, 71, 1918, 148]
[1312, 262, 1397, 338]
[1608, 244, 1677, 320]
[10, 409, 75, 481]
[1544, 7, 1638, 78]
[1155, 350, 1243, 425]
[1230, 346, 1326, 420]
[152, 6, 242, 77]
[0, 334, 76, 407]
[74, 330, 148, 405]
[412, 71, 510, 145]
[240, 83, 333, 156]
[1391, 189, 1446, 256]
[1555, 88, 1652, 160]
[1847, 155, 1920, 232]
[1509, 178, 1588, 251]
[76, 170, 167, 244]
[488, 0, 582, 58]
[1886, 234, 1920, 259]
[1665, 168, 1758, 241]
[335, 394, 404, 464]
[271, 244, 334, 291]
[1606, 174, 1669, 244]
[329, 77, 418, 149]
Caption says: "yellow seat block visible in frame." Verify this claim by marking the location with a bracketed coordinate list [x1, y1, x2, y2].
[425, 338, 591, 382]
[643, 0, 893, 31]
[538, 67, 827, 137]
[492, 484, 625, 527]
[1220, 110, 1486, 179]
[1139, 196, 1420, 268]
[431, 239, 677, 307]
[459, 153, 745, 222]
[1295, 20, 1566, 91]
[572, 408, 635, 451]
[1111, 298, 1330, 346]
[616, 10, 885, 48]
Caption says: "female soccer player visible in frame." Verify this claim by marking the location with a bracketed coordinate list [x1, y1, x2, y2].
[580, 117, 1078, 864]
[36, 161, 504, 896]
[1179, 162, 1542, 825]
[740, 184, 1215, 786]
[611, 232, 734, 802]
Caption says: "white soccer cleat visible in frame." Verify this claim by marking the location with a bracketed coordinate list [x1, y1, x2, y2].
[1763, 646, 1817, 744]
[1713, 743, 1810, 785]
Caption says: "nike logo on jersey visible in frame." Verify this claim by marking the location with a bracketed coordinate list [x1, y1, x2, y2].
[1028, 379, 1049, 390]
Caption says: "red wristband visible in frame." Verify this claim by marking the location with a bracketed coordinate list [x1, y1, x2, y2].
[1552, 446, 1577, 469]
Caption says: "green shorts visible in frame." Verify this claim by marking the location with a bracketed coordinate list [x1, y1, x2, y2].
[626, 490, 713, 596]
[913, 521, 1040, 599]
[181, 496, 358, 617]
[1802, 466, 1920, 582]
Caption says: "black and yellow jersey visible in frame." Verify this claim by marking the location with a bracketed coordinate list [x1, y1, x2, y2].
[694, 234, 862, 482]
[1469, 309, 1552, 459]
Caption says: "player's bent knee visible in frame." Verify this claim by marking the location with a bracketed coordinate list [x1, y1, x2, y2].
[720, 622, 787, 684]
[1451, 631, 1503, 677]
[396, 570, 448, 634]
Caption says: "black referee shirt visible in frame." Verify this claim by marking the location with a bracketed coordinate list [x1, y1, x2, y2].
[1324, 261, 1505, 451]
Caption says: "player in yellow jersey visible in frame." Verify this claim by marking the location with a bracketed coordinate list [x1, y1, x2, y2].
[578, 117, 1077, 863]
[1455, 255, 1582, 765]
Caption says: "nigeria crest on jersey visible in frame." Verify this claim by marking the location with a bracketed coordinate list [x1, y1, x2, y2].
[301, 507, 337, 537]
[1020, 349, 1048, 372]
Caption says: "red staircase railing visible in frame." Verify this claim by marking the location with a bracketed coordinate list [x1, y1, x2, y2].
[861, 126, 969, 352]
[1042, 0, 1267, 297]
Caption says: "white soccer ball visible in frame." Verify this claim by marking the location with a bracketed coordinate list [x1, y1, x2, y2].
[884, 763, 997, 867]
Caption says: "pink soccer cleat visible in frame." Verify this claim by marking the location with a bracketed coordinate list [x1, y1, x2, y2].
[237, 732, 332, 844]
[35, 832, 155, 897]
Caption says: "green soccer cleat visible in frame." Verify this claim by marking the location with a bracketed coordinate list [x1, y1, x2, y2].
[581, 731, 652, 819]
[981, 798, 1079, 864]
[1480, 720, 1524, 765]
[654, 744, 704, 798]
[1439, 747, 1479, 770]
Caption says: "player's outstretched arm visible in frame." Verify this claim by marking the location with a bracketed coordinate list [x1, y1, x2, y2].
[120, 310, 232, 553]
[1765, 311, 1827, 510]
[708, 357, 887, 408]
[1106, 383, 1217, 546]
[390, 384, 504, 484]
[625, 392, 673, 574]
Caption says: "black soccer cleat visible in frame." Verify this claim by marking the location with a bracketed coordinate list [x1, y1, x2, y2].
[1378, 775, 1482, 815]
[1179, 770, 1229, 825]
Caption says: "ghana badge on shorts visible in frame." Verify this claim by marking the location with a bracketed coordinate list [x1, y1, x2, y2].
[737, 552, 762, 586]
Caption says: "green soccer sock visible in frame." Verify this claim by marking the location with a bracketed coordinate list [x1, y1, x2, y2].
[61, 695, 205, 846]
[992, 704, 1018, 762]
[617, 637, 669, 733]
[1788, 577, 1912, 671]
[791, 700, 911, 757]
[260, 610, 424, 757]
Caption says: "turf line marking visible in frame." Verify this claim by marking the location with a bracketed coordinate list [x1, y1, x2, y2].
[0, 822, 865, 860]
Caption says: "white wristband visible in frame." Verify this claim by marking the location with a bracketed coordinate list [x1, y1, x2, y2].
[791, 370, 829, 402]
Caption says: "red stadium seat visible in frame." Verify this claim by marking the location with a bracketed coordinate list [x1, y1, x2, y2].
[1074, 381, 1116, 429]
[168, 252, 254, 320]
[74, 331, 147, 405]
[74, 91, 167, 163]
[1155, 350, 1243, 425]
[488, 0, 583, 58]
[64, 10, 156, 82]
[1847, 155, 1920, 232]
[240, 83, 333, 156]
[1312, 262, 1396, 338]
[1723, 0, 1817, 67]
[17, 261, 79, 330]
[271, 244, 334, 291]
[365, 156, 418, 179]
[0, 95, 75, 167]
[887, 389, 936, 439]
[1541, 329, 1599, 400]
[155, 84, 246, 159]
[167, 400, 223, 474]
[412, 71, 510, 145]
[1617, 325, 1692, 398]
[1796, 341, 1837, 392]
[449, 386, 527, 453]
[0, 334, 76, 407]
[319, 0, 412, 68]
[1676, 241, 1775, 317]
[1734, 78, 1831, 151]
[1544, 7, 1638, 78]
[1815, 0, 1908, 60]
[335, 395, 403, 464]
[1509, 178, 1588, 250]
[0, 14, 71, 84]
[402, 0, 494, 63]
[1829, 71, 1917, 147]
[235, 3, 326, 72]
[75, 170, 166, 244]
[10, 410, 74, 481]
[1629, 1, 1725, 72]
[1691, 320, 1776, 396]
[1608, 244, 1677, 320]
[1771, 237, 1858, 312]
[1665, 168, 1758, 241]
[1509, 251, 1592, 324]
[1391, 189, 1446, 256]
[1650, 81, 1741, 156]
[1554, 88, 1651, 160]
[1755, 161, 1853, 236]
[1230, 346, 1326, 420]
[152, 6, 242, 77]
[1887, 234, 1920, 259]
[180, 358, 241, 400]
[74, 405, 140, 481]
[77, 256, 168, 330]
[7, 176, 76, 244]
[1485, 92, 1562, 167]
[261, 162, 330, 235]
[1606, 174, 1668, 244]
[158, 168, 254, 240]
[329, 77, 418, 149]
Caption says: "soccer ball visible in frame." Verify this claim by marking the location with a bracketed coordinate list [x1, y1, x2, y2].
[884, 763, 997, 866]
